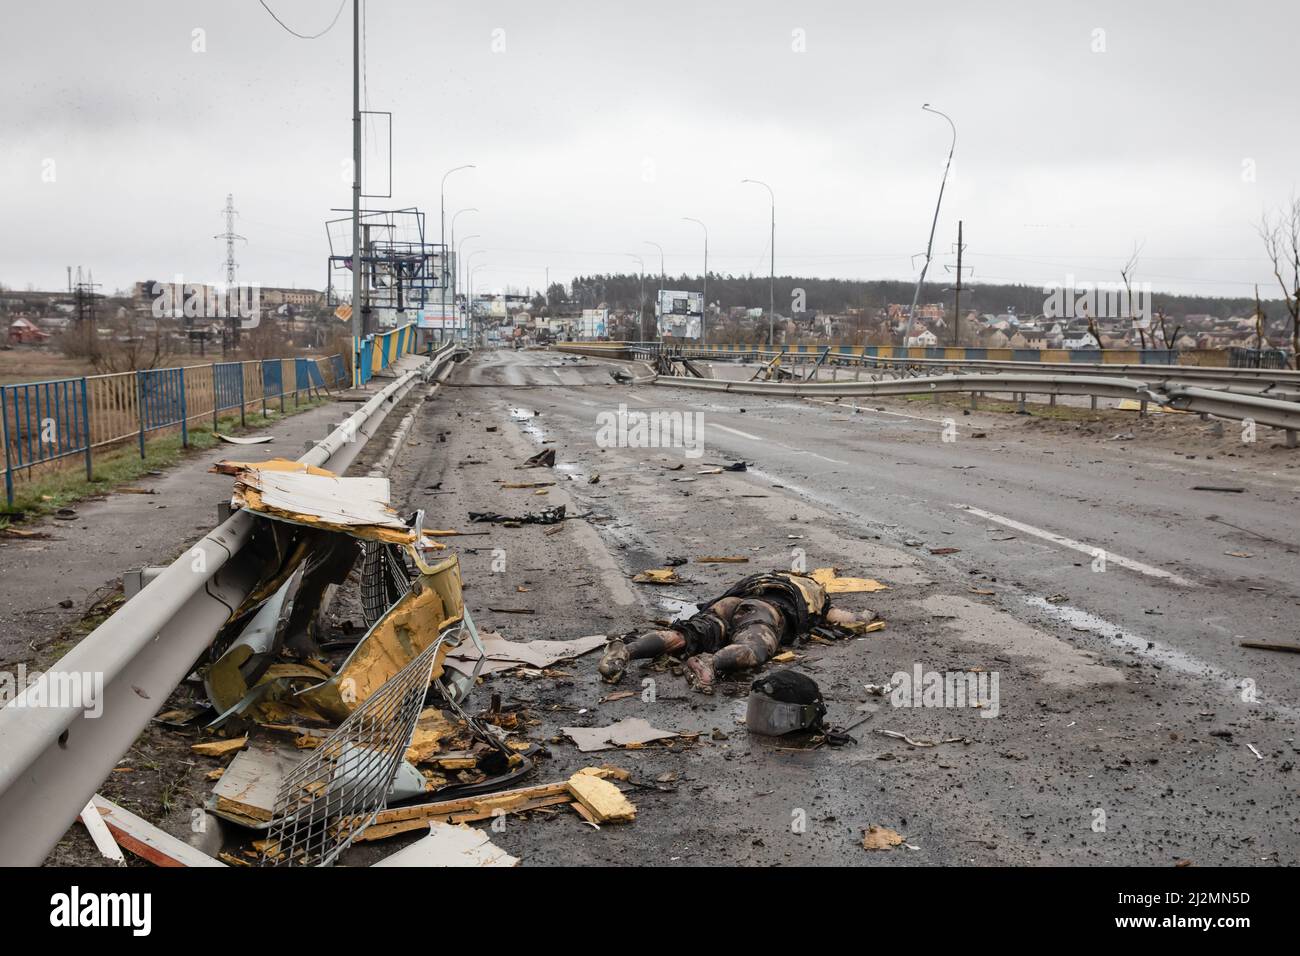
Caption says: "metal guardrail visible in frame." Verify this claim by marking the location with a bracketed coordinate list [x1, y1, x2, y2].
[0, 342, 458, 866]
[651, 371, 1300, 434]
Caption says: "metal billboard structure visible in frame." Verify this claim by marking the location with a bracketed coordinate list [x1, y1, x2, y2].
[325, 207, 445, 335]
[656, 289, 704, 340]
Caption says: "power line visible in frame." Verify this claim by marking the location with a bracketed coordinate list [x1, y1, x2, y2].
[257, 0, 347, 40]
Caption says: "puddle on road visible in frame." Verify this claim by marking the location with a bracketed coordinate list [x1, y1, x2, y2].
[509, 406, 548, 444]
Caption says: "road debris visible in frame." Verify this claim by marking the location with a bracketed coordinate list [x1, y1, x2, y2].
[517, 448, 556, 468]
[444, 633, 607, 677]
[469, 505, 566, 525]
[89, 796, 225, 867]
[78, 800, 125, 865]
[1239, 640, 1300, 654]
[632, 567, 681, 585]
[561, 717, 681, 752]
[862, 824, 905, 851]
[567, 769, 637, 822]
[372, 821, 519, 867]
[809, 566, 890, 594]
[191, 737, 248, 758]
[355, 767, 630, 841]
[216, 433, 274, 444]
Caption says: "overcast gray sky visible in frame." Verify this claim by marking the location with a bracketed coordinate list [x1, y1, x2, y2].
[2, 0, 1296, 301]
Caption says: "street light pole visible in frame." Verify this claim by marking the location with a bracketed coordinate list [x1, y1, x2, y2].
[683, 217, 708, 345]
[903, 104, 956, 347]
[742, 179, 775, 346]
[469, 264, 488, 345]
[644, 241, 664, 342]
[456, 234, 480, 341]
[350, 0, 362, 346]
[440, 164, 475, 331]
[627, 254, 645, 342]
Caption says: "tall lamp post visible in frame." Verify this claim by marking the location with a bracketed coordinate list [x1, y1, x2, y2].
[450, 207, 477, 323]
[902, 104, 956, 347]
[440, 164, 475, 329]
[627, 254, 646, 342]
[469, 263, 488, 345]
[456, 234, 480, 340]
[682, 217, 708, 345]
[741, 179, 775, 346]
[644, 241, 664, 343]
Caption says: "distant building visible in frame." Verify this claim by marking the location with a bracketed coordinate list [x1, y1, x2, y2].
[8, 317, 50, 344]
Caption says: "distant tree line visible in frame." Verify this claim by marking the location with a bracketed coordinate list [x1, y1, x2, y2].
[546, 273, 1279, 321]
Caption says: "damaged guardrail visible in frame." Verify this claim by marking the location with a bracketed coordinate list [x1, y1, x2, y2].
[0, 342, 460, 866]
[651, 371, 1300, 435]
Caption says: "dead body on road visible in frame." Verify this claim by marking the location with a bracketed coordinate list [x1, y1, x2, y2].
[598, 571, 878, 688]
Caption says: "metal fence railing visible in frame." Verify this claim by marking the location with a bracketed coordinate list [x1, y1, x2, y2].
[2, 353, 348, 506]
[352, 322, 417, 387]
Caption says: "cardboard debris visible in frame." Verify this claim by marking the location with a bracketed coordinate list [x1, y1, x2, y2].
[632, 568, 681, 585]
[862, 824, 905, 851]
[561, 717, 680, 753]
[444, 634, 607, 677]
[373, 821, 519, 867]
[810, 567, 889, 594]
[191, 737, 248, 758]
[567, 770, 636, 823]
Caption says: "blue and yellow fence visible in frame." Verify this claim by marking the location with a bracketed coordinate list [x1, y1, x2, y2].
[352, 322, 418, 388]
[2, 353, 347, 506]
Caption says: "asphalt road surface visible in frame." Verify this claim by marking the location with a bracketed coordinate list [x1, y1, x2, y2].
[371, 347, 1300, 866]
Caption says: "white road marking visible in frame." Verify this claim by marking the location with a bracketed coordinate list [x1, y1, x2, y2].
[710, 422, 846, 464]
[710, 422, 764, 442]
[956, 504, 1196, 587]
[806, 397, 957, 427]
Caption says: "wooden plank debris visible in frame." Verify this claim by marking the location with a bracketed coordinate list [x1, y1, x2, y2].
[90, 795, 226, 867]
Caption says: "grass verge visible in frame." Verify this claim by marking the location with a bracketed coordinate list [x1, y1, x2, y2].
[1, 397, 330, 520]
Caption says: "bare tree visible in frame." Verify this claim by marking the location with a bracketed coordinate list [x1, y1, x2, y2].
[1259, 195, 1300, 369]
[1154, 307, 1182, 350]
[1120, 241, 1147, 349]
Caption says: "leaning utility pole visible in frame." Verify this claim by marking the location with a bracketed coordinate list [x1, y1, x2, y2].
[214, 193, 245, 347]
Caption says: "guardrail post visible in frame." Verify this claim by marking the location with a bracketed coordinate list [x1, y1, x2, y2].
[1, 386, 13, 507]
[80, 377, 92, 481]
[137, 371, 146, 459]
[179, 368, 188, 448]
[1090, 395, 1098, 410]
[1287, 430, 1297, 448]
[1139, 400, 1148, 418]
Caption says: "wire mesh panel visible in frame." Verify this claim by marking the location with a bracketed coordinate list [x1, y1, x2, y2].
[261, 626, 453, 867]
[359, 541, 413, 627]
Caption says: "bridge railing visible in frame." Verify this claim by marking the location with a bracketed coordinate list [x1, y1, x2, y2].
[2, 353, 346, 506]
